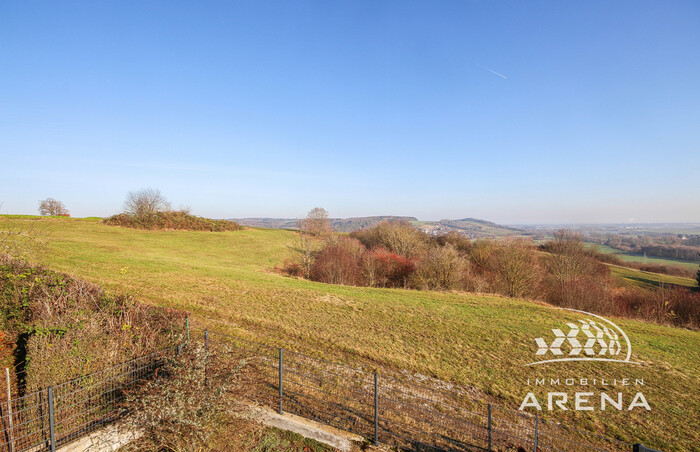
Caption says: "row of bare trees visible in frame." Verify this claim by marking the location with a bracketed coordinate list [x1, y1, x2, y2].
[35, 189, 171, 219]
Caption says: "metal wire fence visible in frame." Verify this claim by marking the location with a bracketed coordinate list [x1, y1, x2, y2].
[0, 346, 177, 452]
[193, 326, 650, 452]
[0, 324, 663, 452]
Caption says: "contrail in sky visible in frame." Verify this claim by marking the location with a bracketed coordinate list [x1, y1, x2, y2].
[477, 63, 508, 79]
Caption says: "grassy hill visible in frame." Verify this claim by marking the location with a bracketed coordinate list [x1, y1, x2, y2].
[2, 216, 698, 450]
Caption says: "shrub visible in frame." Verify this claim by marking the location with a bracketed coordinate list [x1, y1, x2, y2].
[433, 231, 471, 255]
[0, 255, 185, 391]
[613, 285, 699, 328]
[362, 247, 415, 288]
[123, 343, 240, 451]
[309, 238, 364, 286]
[351, 220, 427, 259]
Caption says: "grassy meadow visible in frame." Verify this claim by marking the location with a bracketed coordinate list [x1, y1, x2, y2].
[592, 243, 700, 271]
[2, 216, 699, 451]
[608, 264, 698, 289]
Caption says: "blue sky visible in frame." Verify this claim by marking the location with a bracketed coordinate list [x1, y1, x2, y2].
[1, 1, 699, 223]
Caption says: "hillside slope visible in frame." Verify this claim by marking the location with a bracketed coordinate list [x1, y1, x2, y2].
[1, 216, 698, 450]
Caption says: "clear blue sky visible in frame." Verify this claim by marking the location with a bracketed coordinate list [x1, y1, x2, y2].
[1, 1, 699, 224]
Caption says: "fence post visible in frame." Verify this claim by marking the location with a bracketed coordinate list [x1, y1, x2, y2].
[633, 445, 646, 452]
[186, 317, 190, 344]
[278, 348, 283, 415]
[176, 344, 181, 356]
[487, 404, 492, 451]
[5, 368, 14, 452]
[533, 412, 539, 452]
[204, 329, 209, 352]
[374, 372, 379, 446]
[48, 387, 56, 452]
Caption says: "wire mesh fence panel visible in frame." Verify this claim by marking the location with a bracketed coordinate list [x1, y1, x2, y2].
[51, 347, 174, 448]
[282, 350, 375, 440]
[193, 328, 279, 409]
[0, 389, 50, 452]
[0, 347, 176, 452]
[536, 416, 632, 452]
[378, 373, 490, 451]
[491, 405, 537, 451]
[490, 405, 634, 452]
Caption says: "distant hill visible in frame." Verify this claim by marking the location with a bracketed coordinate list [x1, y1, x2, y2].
[233, 218, 300, 230]
[330, 216, 418, 232]
[234, 216, 418, 232]
[234, 215, 522, 237]
[414, 218, 524, 238]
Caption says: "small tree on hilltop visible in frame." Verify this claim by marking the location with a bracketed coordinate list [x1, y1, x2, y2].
[38, 198, 69, 216]
[300, 207, 331, 237]
[123, 188, 171, 219]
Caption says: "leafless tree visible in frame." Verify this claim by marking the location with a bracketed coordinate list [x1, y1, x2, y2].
[379, 221, 427, 259]
[412, 244, 465, 290]
[494, 242, 541, 298]
[546, 230, 593, 292]
[288, 232, 319, 279]
[123, 188, 171, 219]
[38, 198, 69, 216]
[299, 207, 331, 237]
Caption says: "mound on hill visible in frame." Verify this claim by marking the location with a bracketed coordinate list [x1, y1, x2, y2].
[104, 210, 242, 231]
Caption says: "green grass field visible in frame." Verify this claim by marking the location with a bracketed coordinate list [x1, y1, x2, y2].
[2, 216, 699, 450]
[608, 265, 698, 289]
[591, 243, 700, 271]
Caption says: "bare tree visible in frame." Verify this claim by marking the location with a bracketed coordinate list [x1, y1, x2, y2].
[299, 207, 331, 237]
[412, 244, 465, 290]
[494, 242, 541, 298]
[378, 221, 427, 259]
[546, 230, 593, 292]
[38, 198, 69, 216]
[123, 188, 171, 219]
[288, 232, 319, 279]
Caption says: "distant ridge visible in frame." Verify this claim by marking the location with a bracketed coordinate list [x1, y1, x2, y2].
[233, 216, 417, 232]
[233, 216, 523, 237]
